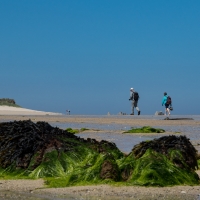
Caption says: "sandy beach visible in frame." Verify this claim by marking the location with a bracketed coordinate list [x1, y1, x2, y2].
[1, 178, 200, 200]
[0, 105, 62, 116]
[0, 107, 200, 199]
[1, 114, 200, 126]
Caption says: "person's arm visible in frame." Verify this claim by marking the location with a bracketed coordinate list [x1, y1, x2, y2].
[129, 92, 133, 100]
[162, 97, 165, 106]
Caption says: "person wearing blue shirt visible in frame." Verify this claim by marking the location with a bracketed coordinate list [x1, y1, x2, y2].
[162, 92, 170, 116]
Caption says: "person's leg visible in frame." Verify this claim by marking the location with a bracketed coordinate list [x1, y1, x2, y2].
[167, 108, 170, 115]
[131, 101, 134, 115]
[134, 101, 140, 115]
[164, 105, 167, 115]
[165, 104, 170, 115]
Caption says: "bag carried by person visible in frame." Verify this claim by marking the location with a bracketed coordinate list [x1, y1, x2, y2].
[133, 92, 139, 101]
[166, 96, 172, 105]
[169, 106, 173, 111]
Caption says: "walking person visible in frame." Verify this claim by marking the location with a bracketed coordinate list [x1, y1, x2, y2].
[129, 88, 141, 115]
[66, 110, 70, 115]
[162, 92, 172, 116]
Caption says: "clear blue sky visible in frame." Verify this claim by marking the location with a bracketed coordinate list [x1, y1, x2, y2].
[0, 1, 200, 115]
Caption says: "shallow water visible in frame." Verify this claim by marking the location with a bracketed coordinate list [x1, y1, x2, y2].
[1, 115, 199, 153]
[50, 114, 200, 121]
[50, 115, 200, 154]
[76, 127, 200, 153]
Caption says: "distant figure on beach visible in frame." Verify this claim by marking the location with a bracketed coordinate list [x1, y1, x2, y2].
[66, 110, 70, 115]
[162, 92, 172, 116]
[129, 88, 140, 115]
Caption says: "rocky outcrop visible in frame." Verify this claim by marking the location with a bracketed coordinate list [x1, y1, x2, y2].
[0, 120, 199, 187]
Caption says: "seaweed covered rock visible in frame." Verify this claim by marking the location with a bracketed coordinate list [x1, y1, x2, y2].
[0, 120, 76, 168]
[100, 158, 120, 181]
[0, 120, 123, 183]
[0, 120, 199, 187]
[117, 135, 199, 186]
[118, 149, 199, 186]
[132, 135, 198, 170]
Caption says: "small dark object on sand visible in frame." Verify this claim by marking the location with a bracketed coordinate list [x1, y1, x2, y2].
[164, 117, 194, 120]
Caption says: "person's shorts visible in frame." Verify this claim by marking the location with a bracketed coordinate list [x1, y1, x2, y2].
[165, 103, 169, 108]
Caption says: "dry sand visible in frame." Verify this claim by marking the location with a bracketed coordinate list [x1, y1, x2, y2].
[0, 110, 200, 199]
[0, 105, 62, 116]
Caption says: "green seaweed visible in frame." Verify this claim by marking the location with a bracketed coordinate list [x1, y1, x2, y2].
[124, 126, 165, 133]
[46, 148, 199, 187]
[0, 121, 199, 188]
[80, 128, 90, 132]
[65, 127, 90, 134]
[197, 159, 200, 168]
[0, 143, 199, 187]
[65, 128, 79, 134]
[127, 149, 199, 186]
[28, 142, 121, 187]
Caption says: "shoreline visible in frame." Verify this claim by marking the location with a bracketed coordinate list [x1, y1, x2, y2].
[0, 115, 200, 126]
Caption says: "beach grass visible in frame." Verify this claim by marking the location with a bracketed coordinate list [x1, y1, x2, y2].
[0, 102, 21, 107]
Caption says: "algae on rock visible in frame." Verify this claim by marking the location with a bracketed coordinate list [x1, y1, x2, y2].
[0, 120, 199, 187]
[124, 126, 165, 133]
[65, 127, 90, 134]
[126, 149, 199, 186]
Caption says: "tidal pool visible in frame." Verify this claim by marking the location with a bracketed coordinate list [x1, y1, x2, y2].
[50, 116, 200, 154]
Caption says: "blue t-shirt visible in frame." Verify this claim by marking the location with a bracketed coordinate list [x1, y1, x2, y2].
[162, 95, 168, 106]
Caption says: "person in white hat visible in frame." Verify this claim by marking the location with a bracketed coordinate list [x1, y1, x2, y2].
[129, 88, 140, 115]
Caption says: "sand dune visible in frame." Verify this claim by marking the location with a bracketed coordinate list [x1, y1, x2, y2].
[0, 106, 62, 115]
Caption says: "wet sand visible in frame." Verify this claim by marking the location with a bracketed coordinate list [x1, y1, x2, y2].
[0, 115, 200, 199]
[1, 179, 200, 200]
[0, 115, 200, 126]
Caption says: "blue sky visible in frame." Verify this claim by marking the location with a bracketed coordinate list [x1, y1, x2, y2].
[0, 0, 200, 115]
